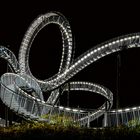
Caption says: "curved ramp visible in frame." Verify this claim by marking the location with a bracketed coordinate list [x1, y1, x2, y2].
[0, 12, 140, 127]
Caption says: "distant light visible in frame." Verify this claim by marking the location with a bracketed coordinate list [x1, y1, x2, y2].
[132, 107, 137, 110]
[132, 36, 135, 39]
[118, 109, 122, 112]
[125, 108, 130, 111]
[36, 98, 40, 102]
[59, 106, 64, 110]
[65, 108, 71, 111]
[97, 48, 101, 51]
[112, 41, 115, 44]
[94, 49, 97, 53]
[42, 101, 45, 104]
[73, 109, 78, 112]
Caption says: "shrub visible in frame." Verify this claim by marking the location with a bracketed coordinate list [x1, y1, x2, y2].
[41, 114, 80, 127]
[128, 119, 140, 127]
[1, 121, 140, 139]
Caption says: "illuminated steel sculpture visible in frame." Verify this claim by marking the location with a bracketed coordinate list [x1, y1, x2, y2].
[0, 12, 140, 127]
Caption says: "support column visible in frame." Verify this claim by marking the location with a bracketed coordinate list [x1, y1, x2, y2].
[67, 83, 70, 107]
[87, 112, 90, 128]
[116, 53, 121, 109]
[5, 106, 8, 127]
[103, 112, 108, 127]
[103, 102, 108, 127]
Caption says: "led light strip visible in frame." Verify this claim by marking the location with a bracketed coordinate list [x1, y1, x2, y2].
[0, 12, 140, 127]
[18, 12, 73, 91]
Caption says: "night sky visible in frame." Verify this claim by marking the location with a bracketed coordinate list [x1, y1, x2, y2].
[0, 1, 140, 113]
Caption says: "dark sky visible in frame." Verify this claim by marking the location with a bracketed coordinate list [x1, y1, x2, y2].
[0, 1, 140, 110]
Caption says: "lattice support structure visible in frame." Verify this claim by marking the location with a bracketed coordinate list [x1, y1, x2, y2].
[0, 11, 140, 127]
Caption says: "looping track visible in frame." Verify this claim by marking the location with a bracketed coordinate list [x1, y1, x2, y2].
[0, 12, 140, 126]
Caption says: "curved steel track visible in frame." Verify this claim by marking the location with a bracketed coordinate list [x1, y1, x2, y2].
[0, 11, 140, 126]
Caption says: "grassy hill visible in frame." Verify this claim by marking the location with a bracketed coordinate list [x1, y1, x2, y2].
[0, 121, 140, 140]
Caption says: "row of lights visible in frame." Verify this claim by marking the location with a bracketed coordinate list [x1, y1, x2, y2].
[58, 106, 84, 113]
[66, 35, 140, 81]
[19, 12, 73, 92]
[57, 81, 112, 122]
[15, 11, 140, 123]
[70, 81, 113, 102]
[111, 106, 140, 113]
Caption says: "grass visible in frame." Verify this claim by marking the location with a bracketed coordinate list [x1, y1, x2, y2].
[41, 113, 80, 127]
[0, 115, 140, 140]
[1, 119, 140, 139]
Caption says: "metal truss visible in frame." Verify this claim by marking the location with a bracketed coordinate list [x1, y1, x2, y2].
[0, 12, 140, 127]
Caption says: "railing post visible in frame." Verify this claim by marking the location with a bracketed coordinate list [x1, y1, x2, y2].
[103, 111, 108, 127]
[87, 112, 90, 128]
[67, 82, 70, 107]
[103, 102, 108, 127]
[9, 110, 13, 126]
[5, 106, 8, 127]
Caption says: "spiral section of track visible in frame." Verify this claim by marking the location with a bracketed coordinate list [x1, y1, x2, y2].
[0, 12, 140, 127]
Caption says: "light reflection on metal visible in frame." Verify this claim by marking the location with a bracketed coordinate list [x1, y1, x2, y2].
[0, 11, 140, 127]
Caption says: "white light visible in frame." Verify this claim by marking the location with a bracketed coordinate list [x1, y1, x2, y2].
[112, 49, 116, 52]
[68, 38, 72, 41]
[73, 109, 78, 112]
[68, 42, 72, 45]
[116, 40, 119, 43]
[77, 60, 81, 64]
[71, 65, 74, 68]
[68, 50, 71, 54]
[132, 107, 137, 110]
[94, 49, 97, 53]
[112, 41, 115, 45]
[132, 36, 135, 39]
[101, 46, 104, 49]
[36, 98, 40, 102]
[118, 109, 122, 112]
[65, 108, 71, 111]
[84, 55, 87, 59]
[87, 53, 90, 57]
[59, 106, 64, 109]
[125, 108, 130, 111]
[128, 37, 131, 40]
[42, 101, 45, 104]
[93, 58, 97, 61]
[101, 53, 105, 57]
[97, 48, 101, 51]
[90, 51, 94, 55]
[124, 38, 127, 41]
